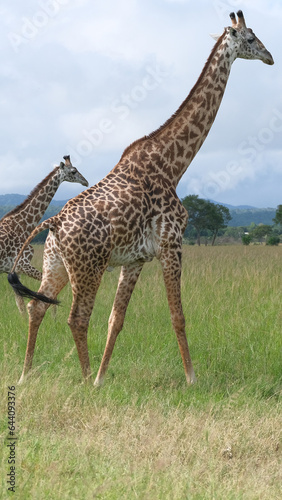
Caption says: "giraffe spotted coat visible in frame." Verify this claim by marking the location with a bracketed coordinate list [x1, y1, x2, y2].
[9, 11, 273, 385]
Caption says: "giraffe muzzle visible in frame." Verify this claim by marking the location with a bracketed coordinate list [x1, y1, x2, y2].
[262, 49, 274, 65]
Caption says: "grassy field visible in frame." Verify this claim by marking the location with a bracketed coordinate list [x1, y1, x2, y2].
[1, 245, 281, 499]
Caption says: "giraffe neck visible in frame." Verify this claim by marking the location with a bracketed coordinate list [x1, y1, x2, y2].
[156, 30, 235, 186]
[122, 30, 235, 187]
[6, 167, 62, 236]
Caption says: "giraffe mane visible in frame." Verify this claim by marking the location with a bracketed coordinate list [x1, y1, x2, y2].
[120, 29, 227, 161]
[1, 166, 60, 220]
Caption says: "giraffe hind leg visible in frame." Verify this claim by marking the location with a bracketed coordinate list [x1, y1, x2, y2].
[18, 300, 50, 384]
[67, 265, 108, 381]
[18, 256, 69, 383]
[8, 272, 59, 304]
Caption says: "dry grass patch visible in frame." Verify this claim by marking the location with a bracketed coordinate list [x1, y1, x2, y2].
[10, 380, 282, 499]
[1, 244, 281, 499]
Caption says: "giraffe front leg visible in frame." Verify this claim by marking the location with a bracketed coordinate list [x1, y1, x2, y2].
[14, 276, 26, 315]
[13, 247, 42, 314]
[94, 264, 143, 387]
[14, 263, 42, 314]
[19, 263, 42, 281]
[160, 248, 196, 385]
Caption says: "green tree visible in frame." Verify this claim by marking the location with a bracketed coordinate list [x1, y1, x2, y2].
[250, 224, 272, 243]
[205, 203, 231, 245]
[242, 234, 252, 245]
[182, 195, 208, 245]
[266, 234, 280, 246]
[181, 195, 231, 246]
[273, 204, 282, 225]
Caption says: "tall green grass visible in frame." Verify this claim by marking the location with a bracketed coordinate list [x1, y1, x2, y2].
[1, 245, 281, 499]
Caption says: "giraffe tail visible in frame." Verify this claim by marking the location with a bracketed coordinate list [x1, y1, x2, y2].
[8, 272, 59, 304]
[7, 217, 59, 305]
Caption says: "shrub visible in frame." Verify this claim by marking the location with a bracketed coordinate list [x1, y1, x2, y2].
[266, 235, 280, 246]
[241, 234, 252, 245]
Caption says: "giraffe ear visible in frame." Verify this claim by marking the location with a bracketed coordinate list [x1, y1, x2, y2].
[59, 161, 65, 168]
[228, 26, 239, 39]
[210, 33, 221, 41]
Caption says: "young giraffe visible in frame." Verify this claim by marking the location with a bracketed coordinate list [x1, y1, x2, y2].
[1, 156, 88, 312]
[9, 11, 273, 385]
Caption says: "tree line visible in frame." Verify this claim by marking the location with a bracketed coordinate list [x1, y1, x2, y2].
[182, 196, 281, 246]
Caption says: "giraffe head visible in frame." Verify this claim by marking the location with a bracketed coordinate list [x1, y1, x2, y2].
[227, 10, 274, 65]
[59, 155, 89, 187]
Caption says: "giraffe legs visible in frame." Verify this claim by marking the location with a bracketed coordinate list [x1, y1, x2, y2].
[18, 258, 68, 384]
[67, 296, 94, 380]
[94, 264, 143, 387]
[13, 245, 42, 314]
[18, 301, 50, 384]
[16, 244, 42, 280]
[14, 278, 26, 315]
[160, 249, 196, 385]
[18, 263, 42, 281]
[14, 264, 42, 315]
[67, 266, 108, 381]
[11, 245, 42, 316]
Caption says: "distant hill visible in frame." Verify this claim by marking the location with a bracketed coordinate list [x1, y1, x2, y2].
[208, 200, 276, 227]
[0, 194, 277, 228]
[0, 194, 69, 207]
[209, 200, 256, 210]
[0, 194, 70, 222]
[0, 194, 26, 206]
[225, 204, 257, 210]
[227, 207, 276, 227]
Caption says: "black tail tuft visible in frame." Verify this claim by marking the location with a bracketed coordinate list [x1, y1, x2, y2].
[8, 272, 59, 305]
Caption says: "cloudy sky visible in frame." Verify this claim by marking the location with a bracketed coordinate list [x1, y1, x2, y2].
[1, 0, 281, 208]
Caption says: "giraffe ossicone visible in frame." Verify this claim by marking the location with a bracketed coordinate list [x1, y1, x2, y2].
[8, 11, 273, 384]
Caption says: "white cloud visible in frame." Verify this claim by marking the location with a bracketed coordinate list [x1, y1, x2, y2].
[0, 153, 48, 193]
[0, 0, 281, 207]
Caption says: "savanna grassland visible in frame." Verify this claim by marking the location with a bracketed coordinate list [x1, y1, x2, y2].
[1, 245, 281, 499]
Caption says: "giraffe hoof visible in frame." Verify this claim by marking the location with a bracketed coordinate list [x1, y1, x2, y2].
[18, 374, 25, 385]
[93, 376, 104, 388]
[187, 371, 197, 385]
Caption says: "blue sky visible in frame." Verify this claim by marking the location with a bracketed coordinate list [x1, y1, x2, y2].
[1, 0, 281, 208]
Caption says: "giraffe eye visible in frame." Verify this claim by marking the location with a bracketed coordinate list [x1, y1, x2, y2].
[248, 37, 255, 44]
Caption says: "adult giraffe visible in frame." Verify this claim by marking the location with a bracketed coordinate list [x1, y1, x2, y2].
[1, 156, 88, 312]
[9, 11, 273, 384]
